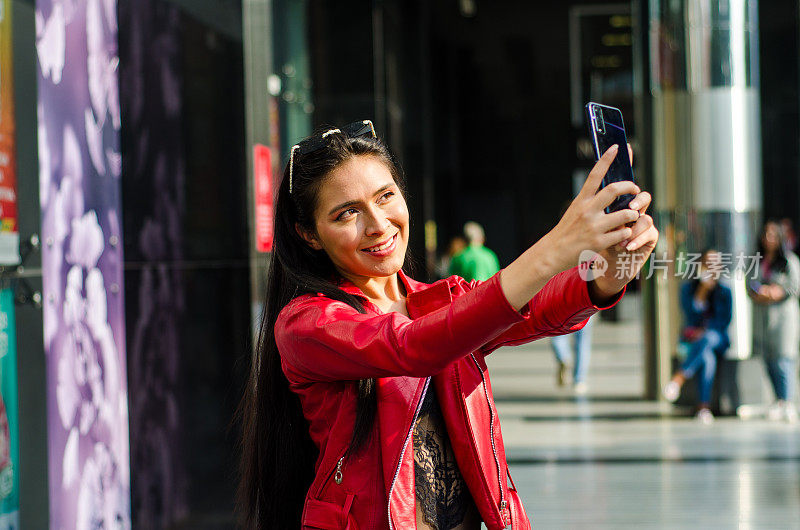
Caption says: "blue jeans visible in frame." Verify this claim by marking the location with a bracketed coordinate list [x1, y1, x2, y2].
[551, 316, 594, 384]
[765, 356, 797, 401]
[681, 329, 724, 404]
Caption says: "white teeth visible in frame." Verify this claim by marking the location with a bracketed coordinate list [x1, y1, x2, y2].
[365, 235, 395, 252]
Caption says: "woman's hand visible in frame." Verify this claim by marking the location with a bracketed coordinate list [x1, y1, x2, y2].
[751, 284, 785, 304]
[543, 145, 643, 273]
[749, 286, 772, 305]
[581, 145, 658, 302]
[694, 279, 714, 302]
[500, 145, 657, 310]
[768, 284, 786, 301]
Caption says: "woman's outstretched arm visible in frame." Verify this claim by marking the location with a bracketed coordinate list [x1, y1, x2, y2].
[475, 266, 623, 355]
[276, 273, 528, 382]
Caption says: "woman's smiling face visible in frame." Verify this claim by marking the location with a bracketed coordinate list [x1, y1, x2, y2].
[762, 222, 781, 253]
[301, 155, 409, 281]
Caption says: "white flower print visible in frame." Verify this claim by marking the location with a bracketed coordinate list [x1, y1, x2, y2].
[35, 3, 66, 84]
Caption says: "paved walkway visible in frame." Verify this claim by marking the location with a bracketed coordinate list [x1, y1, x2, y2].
[486, 317, 800, 529]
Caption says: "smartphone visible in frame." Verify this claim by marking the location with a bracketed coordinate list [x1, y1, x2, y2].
[585, 102, 636, 213]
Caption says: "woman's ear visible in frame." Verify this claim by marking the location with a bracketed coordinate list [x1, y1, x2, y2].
[295, 223, 323, 250]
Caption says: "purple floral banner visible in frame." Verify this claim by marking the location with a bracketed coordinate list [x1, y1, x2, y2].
[35, 0, 131, 528]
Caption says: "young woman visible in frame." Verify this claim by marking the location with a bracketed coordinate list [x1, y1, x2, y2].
[663, 249, 733, 423]
[749, 220, 800, 422]
[237, 121, 658, 529]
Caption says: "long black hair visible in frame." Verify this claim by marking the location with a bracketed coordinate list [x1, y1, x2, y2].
[757, 219, 790, 274]
[236, 130, 407, 529]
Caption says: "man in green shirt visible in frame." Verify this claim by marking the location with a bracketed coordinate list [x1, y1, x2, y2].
[448, 221, 500, 281]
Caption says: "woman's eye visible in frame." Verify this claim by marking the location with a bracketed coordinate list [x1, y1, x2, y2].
[336, 208, 358, 221]
[379, 191, 394, 202]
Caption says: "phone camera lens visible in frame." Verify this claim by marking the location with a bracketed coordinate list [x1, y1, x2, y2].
[594, 107, 606, 135]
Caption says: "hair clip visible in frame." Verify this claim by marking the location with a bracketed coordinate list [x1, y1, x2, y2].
[289, 144, 299, 194]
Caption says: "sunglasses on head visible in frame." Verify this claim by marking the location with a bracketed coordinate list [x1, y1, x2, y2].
[289, 120, 377, 194]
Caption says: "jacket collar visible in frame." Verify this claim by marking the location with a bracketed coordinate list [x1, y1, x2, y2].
[335, 270, 453, 318]
[335, 269, 425, 298]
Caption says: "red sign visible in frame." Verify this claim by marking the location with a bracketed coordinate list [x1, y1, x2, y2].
[253, 144, 274, 252]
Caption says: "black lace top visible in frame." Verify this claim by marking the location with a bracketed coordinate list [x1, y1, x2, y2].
[412, 386, 481, 530]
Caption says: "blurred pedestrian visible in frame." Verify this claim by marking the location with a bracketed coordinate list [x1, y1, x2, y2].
[748, 220, 800, 423]
[449, 221, 500, 281]
[663, 249, 733, 423]
[551, 314, 594, 395]
[436, 235, 467, 279]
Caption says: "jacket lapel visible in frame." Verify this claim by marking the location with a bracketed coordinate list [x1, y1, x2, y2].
[405, 279, 453, 318]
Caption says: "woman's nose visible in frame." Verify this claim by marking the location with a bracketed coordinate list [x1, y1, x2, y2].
[364, 210, 391, 235]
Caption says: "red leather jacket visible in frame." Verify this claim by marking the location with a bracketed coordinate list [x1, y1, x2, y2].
[276, 267, 623, 529]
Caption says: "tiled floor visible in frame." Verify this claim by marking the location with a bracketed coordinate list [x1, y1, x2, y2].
[486, 318, 800, 529]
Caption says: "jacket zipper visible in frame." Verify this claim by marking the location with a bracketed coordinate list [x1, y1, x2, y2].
[471, 353, 508, 526]
[334, 456, 344, 484]
[319, 455, 345, 495]
[387, 377, 430, 530]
